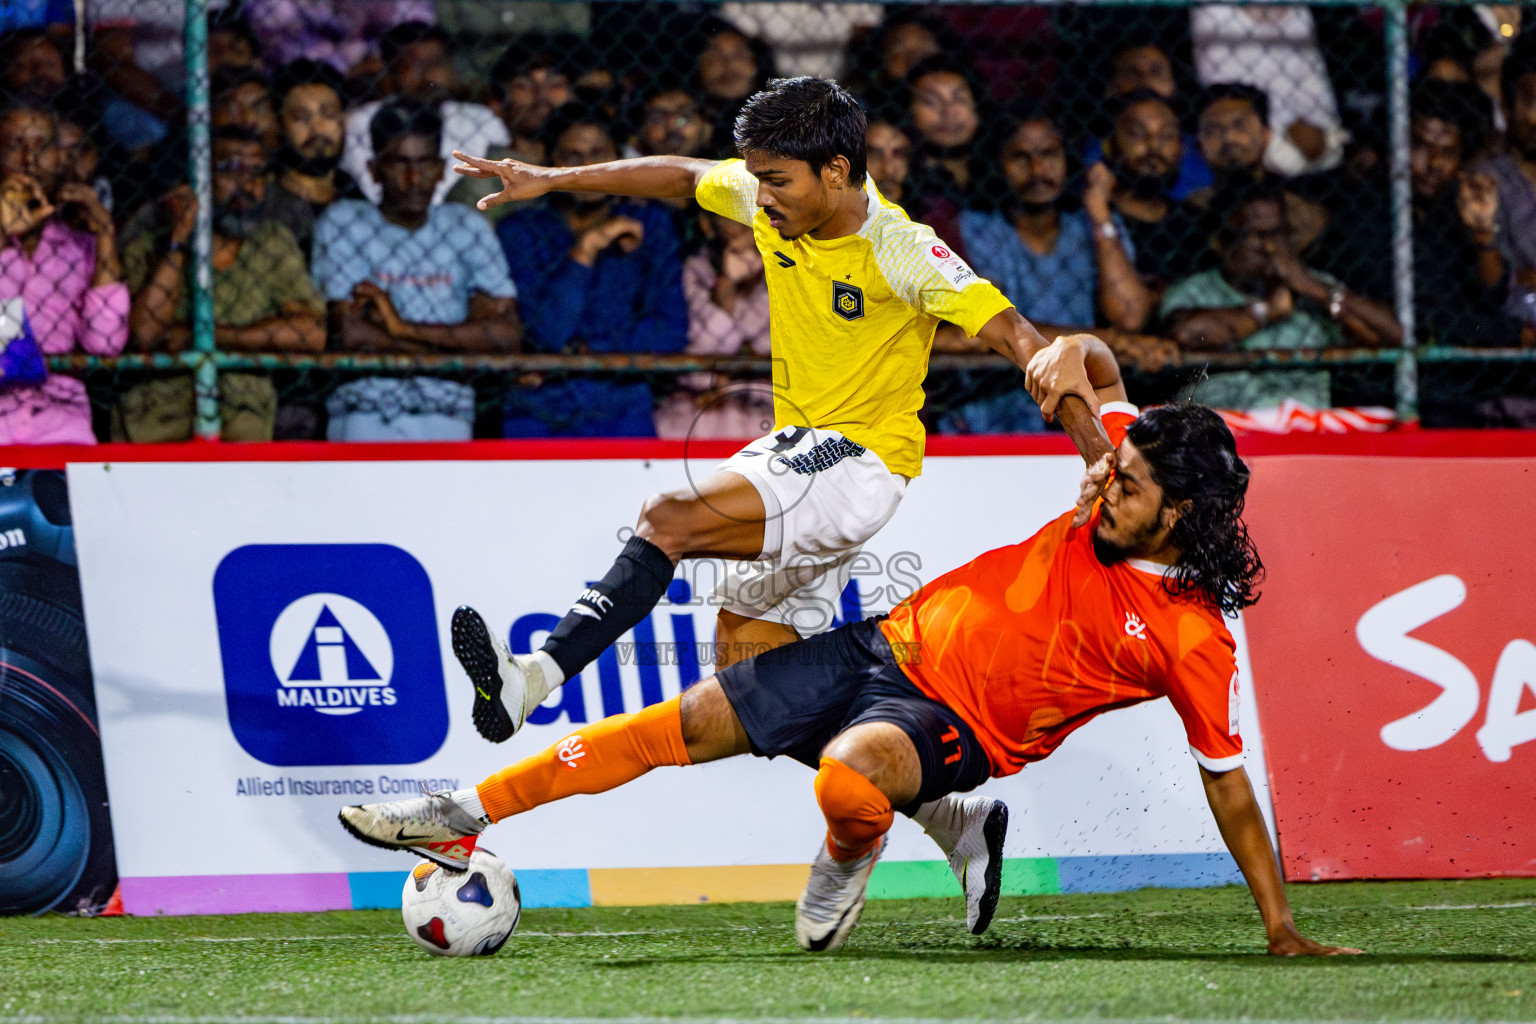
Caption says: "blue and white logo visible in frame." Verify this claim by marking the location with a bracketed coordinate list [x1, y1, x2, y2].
[214, 544, 448, 766]
[270, 594, 395, 715]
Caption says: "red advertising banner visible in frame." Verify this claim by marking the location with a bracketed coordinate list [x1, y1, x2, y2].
[1243, 456, 1536, 880]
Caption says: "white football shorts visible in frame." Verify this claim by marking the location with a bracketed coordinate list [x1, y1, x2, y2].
[710, 425, 907, 636]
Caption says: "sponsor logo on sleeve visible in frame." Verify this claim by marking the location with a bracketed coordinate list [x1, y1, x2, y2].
[924, 243, 977, 288]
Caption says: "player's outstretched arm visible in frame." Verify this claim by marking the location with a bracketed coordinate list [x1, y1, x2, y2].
[452, 151, 719, 210]
[1199, 765, 1363, 957]
[974, 311, 1126, 467]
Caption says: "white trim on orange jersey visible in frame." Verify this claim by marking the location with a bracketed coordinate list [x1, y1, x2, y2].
[1190, 746, 1245, 773]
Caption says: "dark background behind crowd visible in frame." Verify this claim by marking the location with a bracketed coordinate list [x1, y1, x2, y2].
[0, 0, 1532, 443]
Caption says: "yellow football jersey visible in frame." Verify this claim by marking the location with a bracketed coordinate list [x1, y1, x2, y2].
[695, 159, 1013, 478]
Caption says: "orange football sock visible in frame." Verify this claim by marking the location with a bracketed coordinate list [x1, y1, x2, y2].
[814, 757, 894, 862]
[476, 695, 691, 823]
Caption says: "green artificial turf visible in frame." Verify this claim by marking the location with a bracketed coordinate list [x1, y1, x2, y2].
[2, 879, 1533, 1023]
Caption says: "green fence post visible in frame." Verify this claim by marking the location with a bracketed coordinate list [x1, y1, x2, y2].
[185, 0, 220, 440]
[1385, 0, 1419, 423]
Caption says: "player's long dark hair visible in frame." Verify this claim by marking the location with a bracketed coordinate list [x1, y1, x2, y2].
[1126, 403, 1264, 616]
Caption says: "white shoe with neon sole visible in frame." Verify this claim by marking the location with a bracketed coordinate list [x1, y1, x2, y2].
[338, 789, 485, 871]
[794, 835, 886, 952]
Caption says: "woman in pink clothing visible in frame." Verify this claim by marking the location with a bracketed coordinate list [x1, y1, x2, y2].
[654, 208, 775, 440]
[0, 104, 129, 445]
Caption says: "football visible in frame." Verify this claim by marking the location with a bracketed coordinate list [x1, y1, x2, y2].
[400, 848, 521, 957]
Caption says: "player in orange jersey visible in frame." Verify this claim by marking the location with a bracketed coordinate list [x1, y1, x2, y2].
[342, 402, 1359, 957]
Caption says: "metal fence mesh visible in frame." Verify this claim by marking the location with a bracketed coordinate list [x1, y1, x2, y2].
[1, 1, 1532, 443]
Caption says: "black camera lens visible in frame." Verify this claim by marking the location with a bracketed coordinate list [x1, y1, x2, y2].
[0, 749, 43, 863]
[0, 472, 116, 917]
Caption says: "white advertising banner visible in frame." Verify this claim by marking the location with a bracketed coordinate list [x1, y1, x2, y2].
[70, 454, 1273, 915]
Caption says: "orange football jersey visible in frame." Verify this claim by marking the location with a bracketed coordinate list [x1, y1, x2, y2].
[879, 404, 1243, 777]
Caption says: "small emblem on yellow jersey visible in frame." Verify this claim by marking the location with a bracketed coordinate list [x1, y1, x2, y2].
[833, 280, 864, 321]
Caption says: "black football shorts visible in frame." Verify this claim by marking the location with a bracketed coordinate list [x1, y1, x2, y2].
[716, 616, 991, 810]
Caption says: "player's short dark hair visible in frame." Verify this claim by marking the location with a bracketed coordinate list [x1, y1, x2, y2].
[1503, 34, 1536, 113]
[273, 59, 346, 110]
[733, 77, 867, 186]
[1412, 78, 1492, 157]
[1196, 82, 1270, 126]
[379, 21, 452, 68]
[1125, 403, 1264, 615]
[370, 100, 442, 155]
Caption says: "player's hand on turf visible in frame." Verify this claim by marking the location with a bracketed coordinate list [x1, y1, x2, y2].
[1267, 922, 1362, 957]
[451, 151, 553, 209]
[1073, 450, 1116, 528]
[1026, 333, 1101, 422]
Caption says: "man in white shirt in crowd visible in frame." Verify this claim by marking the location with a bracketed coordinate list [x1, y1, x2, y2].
[341, 21, 509, 207]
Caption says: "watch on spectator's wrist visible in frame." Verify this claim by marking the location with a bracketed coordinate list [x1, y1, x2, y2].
[1096, 220, 1118, 241]
[1248, 299, 1270, 326]
[1328, 286, 1346, 321]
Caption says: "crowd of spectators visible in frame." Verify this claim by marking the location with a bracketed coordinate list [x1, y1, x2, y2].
[0, 2, 1531, 443]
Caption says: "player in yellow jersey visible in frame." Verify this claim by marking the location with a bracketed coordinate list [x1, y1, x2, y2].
[429, 79, 1125, 931]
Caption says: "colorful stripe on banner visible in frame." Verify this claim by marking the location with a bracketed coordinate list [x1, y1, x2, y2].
[119, 854, 1241, 916]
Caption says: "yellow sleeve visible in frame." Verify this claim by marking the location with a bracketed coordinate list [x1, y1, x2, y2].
[694, 159, 759, 227]
[868, 218, 1014, 337]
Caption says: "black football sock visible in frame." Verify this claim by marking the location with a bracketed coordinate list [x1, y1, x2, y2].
[541, 536, 676, 681]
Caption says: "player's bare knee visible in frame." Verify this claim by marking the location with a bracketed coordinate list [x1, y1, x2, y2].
[822, 726, 922, 806]
[636, 490, 701, 556]
[820, 735, 883, 784]
[679, 678, 750, 761]
[678, 683, 713, 748]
